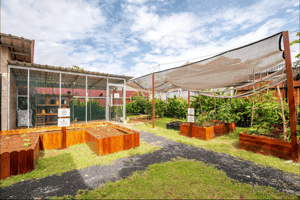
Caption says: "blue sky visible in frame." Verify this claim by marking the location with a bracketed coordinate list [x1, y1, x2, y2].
[1, 0, 299, 78]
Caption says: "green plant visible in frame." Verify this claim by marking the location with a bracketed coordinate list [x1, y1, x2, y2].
[21, 134, 27, 137]
[216, 103, 241, 124]
[144, 98, 166, 118]
[126, 92, 148, 115]
[23, 139, 30, 142]
[23, 143, 31, 147]
[166, 96, 188, 118]
[6, 137, 9, 139]
[107, 129, 111, 132]
[194, 111, 215, 127]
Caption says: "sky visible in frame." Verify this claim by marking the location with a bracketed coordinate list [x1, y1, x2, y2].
[1, 0, 299, 78]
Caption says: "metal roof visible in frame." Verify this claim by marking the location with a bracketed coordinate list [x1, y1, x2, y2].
[0, 33, 34, 63]
[8, 60, 133, 80]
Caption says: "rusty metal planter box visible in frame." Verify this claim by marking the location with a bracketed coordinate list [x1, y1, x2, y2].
[0, 136, 39, 180]
[180, 123, 236, 141]
[85, 124, 140, 156]
[239, 131, 300, 160]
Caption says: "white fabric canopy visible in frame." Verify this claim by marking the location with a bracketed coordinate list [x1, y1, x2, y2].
[127, 32, 287, 97]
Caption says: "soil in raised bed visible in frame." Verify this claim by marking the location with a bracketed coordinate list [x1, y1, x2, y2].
[0, 132, 40, 153]
[246, 126, 291, 141]
[193, 121, 223, 128]
[128, 118, 151, 123]
[85, 126, 126, 139]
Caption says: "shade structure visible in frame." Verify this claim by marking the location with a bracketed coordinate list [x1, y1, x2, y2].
[127, 32, 286, 95]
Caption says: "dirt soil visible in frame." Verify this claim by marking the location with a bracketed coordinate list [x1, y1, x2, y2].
[194, 121, 223, 128]
[0, 132, 40, 153]
[85, 126, 126, 139]
[247, 126, 286, 141]
[128, 118, 151, 123]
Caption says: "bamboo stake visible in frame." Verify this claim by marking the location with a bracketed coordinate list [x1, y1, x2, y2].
[251, 70, 255, 127]
[277, 86, 287, 141]
[213, 92, 216, 115]
[198, 92, 203, 114]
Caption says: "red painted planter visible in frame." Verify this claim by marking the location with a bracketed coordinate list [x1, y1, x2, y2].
[180, 123, 236, 141]
[239, 131, 300, 161]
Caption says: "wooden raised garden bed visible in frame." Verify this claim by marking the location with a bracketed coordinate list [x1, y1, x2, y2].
[85, 124, 140, 156]
[0, 132, 40, 180]
[239, 131, 300, 160]
[180, 122, 236, 141]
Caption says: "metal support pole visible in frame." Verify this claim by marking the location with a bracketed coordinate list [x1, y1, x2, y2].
[123, 79, 126, 124]
[86, 76, 87, 124]
[59, 73, 61, 108]
[152, 73, 155, 129]
[8, 66, 10, 130]
[90, 89, 91, 121]
[27, 69, 30, 129]
[283, 31, 299, 162]
[105, 78, 109, 122]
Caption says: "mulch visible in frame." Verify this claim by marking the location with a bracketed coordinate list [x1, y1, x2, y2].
[0, 131, 299, 199]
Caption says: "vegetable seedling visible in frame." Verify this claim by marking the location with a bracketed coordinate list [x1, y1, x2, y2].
[107, 129, 111, 132]
[23, 143, 31, 147]
[23, 139, 30, 142]
[6, 137, 9, 139]
[21, 134, 27, 137]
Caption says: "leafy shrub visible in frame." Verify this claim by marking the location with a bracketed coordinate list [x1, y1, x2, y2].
[144, 98, 166, 117]
[166, 96, 188, 118]
[70, 98, 105, 122]
[126, 92, 147, 114]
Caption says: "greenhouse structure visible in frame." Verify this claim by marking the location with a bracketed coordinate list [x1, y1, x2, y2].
[0, 33, 132, 130]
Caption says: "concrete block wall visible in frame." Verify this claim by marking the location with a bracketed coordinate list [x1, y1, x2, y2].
[0, 46, 13, 130]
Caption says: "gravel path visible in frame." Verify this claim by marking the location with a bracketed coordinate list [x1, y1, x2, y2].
[1, 131, 300, 199]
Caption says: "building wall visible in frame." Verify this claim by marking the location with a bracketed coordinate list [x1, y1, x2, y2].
[0, 46, 12, 130]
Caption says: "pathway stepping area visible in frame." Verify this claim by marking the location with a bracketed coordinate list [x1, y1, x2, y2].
[1, 131, 300, 199]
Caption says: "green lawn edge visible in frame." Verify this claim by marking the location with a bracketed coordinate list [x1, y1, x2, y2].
[51, 157, 297, 199]
[134, 117, 300, 175]
[0, 141, 161, 188]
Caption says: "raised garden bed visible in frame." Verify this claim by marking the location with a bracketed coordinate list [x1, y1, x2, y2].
[0, 133, 40, 180]
[239, 131, 300, 160]
[180, 122, 236, 141]
[85, 124, 140, 156]
[0, 122, 139, 180]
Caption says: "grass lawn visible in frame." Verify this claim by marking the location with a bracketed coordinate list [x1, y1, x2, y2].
[134, 117, 300, 175]
[52, 157, 297, 199]
[0, 141, 161, 188]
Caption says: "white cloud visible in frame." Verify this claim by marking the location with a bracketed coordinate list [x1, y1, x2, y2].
[126, 0, 148, 4]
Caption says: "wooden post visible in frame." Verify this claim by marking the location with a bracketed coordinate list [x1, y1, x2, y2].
[283, 31, 299, 162]
[277, 86, 287, 141]
[152, 73, 155, 129]
[61, 106, 67, 149]
[251, 69, 255, 127]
